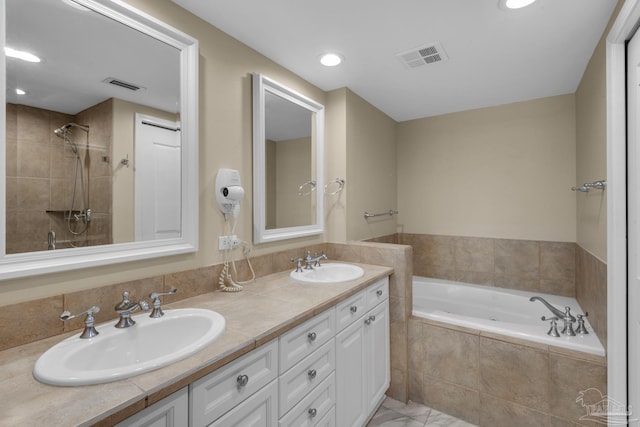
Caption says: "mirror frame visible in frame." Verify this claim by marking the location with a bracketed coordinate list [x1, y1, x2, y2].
[252, 73, 324, 244]
[0, 0, 199, 280]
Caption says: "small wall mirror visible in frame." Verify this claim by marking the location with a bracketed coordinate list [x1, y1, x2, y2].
[252, 73, 324, 243]
[0, 0, 199, 279]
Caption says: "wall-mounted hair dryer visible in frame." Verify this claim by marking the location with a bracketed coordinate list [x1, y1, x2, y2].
[216, 169, 244, 217]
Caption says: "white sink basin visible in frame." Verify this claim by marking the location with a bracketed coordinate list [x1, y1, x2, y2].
[290, 263, 365, 284]
[34, 308, 225, 386]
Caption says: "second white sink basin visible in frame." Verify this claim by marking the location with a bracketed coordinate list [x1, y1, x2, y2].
[34, 308, 225, 386]
[290, 263, 365, 284]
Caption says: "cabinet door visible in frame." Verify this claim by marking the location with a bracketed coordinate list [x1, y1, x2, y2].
[366, 301, 390, 414]
[115, 387, 188, 427]
[208, 380, 278, 427]
[334, 318, 367, 427]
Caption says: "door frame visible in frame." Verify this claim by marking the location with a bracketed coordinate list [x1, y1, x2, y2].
[607, 0, 640, 419]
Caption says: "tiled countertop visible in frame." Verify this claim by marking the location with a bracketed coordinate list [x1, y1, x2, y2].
[0, 262, 392, 427]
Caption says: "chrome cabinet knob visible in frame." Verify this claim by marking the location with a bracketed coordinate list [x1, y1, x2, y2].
[308, 408, 317, 418]
[376, 289, 383, 297]
[365, 318, 371, 325]
[350, 306, 358, 314]
[370, 315, 376, 322]
[307, 332, 317, 342]
[308, 369, 317, 379]
[236, 374, 249, 387]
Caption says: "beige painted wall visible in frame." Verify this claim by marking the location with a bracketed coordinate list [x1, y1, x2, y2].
[0, 0, 328, 305]
[397, 94, 577, 242]
[325, 89, 348, 242]
[574, 4, 623, 262]
[345, 89, 398, 241]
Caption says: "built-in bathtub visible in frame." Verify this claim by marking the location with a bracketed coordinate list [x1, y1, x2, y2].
[412, 276, 605, 356]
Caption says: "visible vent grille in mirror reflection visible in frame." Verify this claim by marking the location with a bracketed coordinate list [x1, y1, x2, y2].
[102, 77, 145, 92]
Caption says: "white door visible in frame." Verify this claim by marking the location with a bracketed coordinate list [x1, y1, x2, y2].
[134, 114, 181, 241]
[628, 28, 640, 426]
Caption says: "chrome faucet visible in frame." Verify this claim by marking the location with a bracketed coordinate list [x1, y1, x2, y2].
[60, 305, 100, 338]
[305, 250, 328, 268]
[529, 296, 576, 322]
[114, 291, 150, 328]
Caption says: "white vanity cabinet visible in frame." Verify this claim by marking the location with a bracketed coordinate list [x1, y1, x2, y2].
[117, 275, 390, 427]
[335, 278, 390, 427]
[115, 387, 188, 427]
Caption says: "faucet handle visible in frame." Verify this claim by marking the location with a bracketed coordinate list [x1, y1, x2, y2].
[576, 312, 589, 334]
[541, 316, 560, 337]
[149, 287, 177, 318]
[291, 257, 304, 273]
[60, 305, 100, 339]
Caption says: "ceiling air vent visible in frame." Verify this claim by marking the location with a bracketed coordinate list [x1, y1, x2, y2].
[102, 77, 145, 91]
[396, 42, 449, 69]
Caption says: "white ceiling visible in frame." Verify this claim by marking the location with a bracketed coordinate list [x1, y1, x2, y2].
[6, 0, 180, 115]
[171, 0, 617, 122]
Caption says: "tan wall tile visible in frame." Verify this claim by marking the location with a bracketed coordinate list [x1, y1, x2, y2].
[575, 246, 607, 348]
[494, 239, 539, 279]
[540, 241, 576, 282]
[479, 393, 551, 427]
[549, 353, 607, 425]
[479, 337, 549, 411]
[422, 376, 480, 425]
[0, 296, 64, 351]
[454, 236, 494, 273]
[423, 323, 479, 389]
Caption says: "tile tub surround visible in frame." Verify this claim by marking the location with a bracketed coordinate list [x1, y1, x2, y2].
[0, 263, 393, 426]
[371, 232, 608, 348]
[408, 317, 607, 427]
[400, 234, 577, 297]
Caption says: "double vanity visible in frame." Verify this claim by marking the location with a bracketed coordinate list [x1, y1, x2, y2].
[0, 262, 392, 426]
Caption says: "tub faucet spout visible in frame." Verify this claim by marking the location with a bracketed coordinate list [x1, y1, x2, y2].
[529, 296, 576, 322]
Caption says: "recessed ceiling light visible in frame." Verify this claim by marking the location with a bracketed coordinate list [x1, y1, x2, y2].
[498, 0, 537, 10]
[4, 47, 41, 63]
[15, 89, 27, 95]
[320, 53, 343, 67]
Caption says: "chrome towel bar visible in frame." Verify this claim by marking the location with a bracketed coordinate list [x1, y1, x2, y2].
[364, 210, 398, 219]
[572, 180, 606, 192]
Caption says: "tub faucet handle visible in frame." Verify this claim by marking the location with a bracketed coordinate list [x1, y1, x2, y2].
[541, 315, 560, 337]
[576, 312, 589, 334]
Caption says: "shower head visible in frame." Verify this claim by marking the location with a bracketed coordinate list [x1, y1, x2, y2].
[54, 123, 89, 135]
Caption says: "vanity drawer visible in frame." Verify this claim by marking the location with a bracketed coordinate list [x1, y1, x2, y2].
[279, 373, 335, 427]
[279, 339, 335, 416]
[279, 308, 335, 373]
[190, 339, 278, 426]
[208, 379, 278, 427]
[366, 277, 389, 310]
[335, 290, 366, 332]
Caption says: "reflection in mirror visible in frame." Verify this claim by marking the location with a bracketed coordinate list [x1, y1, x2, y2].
[264, 91, 315, 229]
[253, 73, 324, 244]
[0, 0, 199, 279]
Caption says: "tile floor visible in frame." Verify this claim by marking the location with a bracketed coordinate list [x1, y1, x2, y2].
[366, 396, 478, 427]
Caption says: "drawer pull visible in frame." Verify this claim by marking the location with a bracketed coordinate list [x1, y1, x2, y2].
[370, 315, 376, 322]
[308, 408, 317, 418]
[365, 318, 371, 325]
[377, 289, 383, 297]
[236, 374, 249, 387]
[307, 332, 317, 342]
[350, 305, 358, 314]
[308, 369, 317, 379]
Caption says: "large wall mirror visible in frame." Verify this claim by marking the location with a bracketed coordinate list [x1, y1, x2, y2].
[253, 73, 324, 243]
[0, 0, 199, 279]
